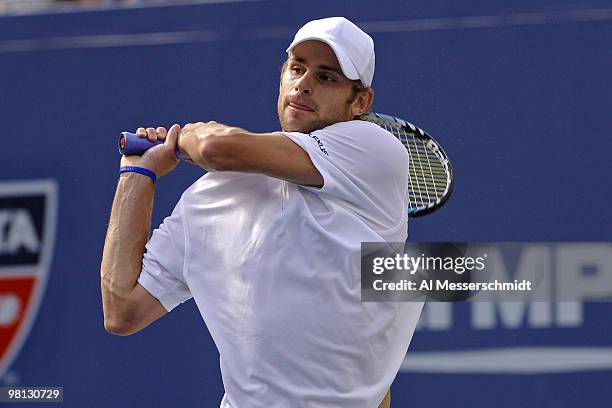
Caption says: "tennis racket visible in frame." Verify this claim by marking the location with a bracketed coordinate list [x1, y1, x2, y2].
[359, 113, 453, 217]
[119, 112, 453, 216]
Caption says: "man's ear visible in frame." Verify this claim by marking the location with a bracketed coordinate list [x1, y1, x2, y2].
[350, 88, 375, 116]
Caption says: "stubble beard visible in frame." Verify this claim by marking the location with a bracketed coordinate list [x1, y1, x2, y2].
[277, 99, 353, 134]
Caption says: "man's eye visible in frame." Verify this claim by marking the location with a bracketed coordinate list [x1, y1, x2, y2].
[319, 74, 335, 82]
[291, 66, 302, 73]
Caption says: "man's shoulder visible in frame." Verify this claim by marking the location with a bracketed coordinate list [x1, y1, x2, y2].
[318, 120, 405, 154]
[321, 119, 386, 135]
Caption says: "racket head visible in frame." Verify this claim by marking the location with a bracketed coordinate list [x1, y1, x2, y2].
[360, 112, 454, 217]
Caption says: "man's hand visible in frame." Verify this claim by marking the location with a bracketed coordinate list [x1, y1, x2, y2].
[120, 124, 181, 177]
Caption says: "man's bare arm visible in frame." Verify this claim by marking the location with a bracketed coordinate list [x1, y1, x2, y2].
[378, 389, 391, 408]
[101, 125, 180, 336]
[100, 174, 166, 335]
[178, 122, 323, 187]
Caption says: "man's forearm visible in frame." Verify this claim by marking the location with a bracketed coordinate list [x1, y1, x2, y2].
[176, 122, 245, 171]
[100, 173, 154, 327]
[177, 122, 322, 186]
[378, 389, 391, 408]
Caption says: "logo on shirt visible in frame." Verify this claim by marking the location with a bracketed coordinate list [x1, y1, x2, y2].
[0, 180, 57, 380]
[309, 134, 329, 156]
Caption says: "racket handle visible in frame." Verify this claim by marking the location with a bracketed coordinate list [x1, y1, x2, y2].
[119, 132, 188, 160]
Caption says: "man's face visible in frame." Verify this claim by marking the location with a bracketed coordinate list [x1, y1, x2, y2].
[277, 40, 359, 133]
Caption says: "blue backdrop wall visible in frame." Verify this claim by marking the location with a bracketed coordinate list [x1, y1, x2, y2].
[0, 1, 610, 407]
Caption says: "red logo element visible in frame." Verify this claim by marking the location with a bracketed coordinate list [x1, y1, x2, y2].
[0, 180, 58, 379]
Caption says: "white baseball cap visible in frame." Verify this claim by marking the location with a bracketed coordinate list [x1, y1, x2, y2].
[286, 17, 375, 87]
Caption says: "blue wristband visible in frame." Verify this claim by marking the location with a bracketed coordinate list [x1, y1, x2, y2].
[119, 166, 157, 183]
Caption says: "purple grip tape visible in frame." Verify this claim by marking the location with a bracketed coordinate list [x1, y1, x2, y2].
[119, 132, 187, 159]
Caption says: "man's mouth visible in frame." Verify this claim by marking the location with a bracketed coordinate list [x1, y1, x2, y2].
[288, 102, 314, 112]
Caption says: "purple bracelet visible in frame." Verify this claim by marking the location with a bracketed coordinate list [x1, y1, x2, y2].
[119, 166, 157, 184]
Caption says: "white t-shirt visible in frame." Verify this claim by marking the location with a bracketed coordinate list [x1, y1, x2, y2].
[138, 120, 424, 408]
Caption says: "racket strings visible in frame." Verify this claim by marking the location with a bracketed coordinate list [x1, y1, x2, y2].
[422, 137, 438, 204]
[395, 126, 447, 205]
[399, 127, 431, 206]
[380, 121, 418, 208]
[412, 133, 434, 205]
[376, 118, 433, 208]
[361, 113, 451, 214]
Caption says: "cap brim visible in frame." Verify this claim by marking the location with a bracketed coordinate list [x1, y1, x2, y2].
[286, 37, 360, 82]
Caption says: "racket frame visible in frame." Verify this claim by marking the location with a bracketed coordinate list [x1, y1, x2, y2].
[360, 112, 454, 217]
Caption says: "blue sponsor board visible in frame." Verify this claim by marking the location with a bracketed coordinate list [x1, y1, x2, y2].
[395, 244, 612, 406]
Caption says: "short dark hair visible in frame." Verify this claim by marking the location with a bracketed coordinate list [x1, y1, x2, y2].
[347, 79, 368, 105]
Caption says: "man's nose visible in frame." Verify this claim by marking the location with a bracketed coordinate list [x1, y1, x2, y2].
[295, 72, 314, 94]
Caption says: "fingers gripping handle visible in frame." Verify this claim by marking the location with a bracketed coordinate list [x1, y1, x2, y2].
[118, 132, 188, 160]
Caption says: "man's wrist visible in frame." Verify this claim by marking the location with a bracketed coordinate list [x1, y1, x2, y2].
[119, 166, 157, 184]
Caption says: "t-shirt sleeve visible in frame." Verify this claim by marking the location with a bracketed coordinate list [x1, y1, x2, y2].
[281, 121, 409, 225]
[137, 198, 192, 312]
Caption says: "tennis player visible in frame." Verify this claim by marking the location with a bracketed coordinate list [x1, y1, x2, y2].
[101, 17, 423, 408]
